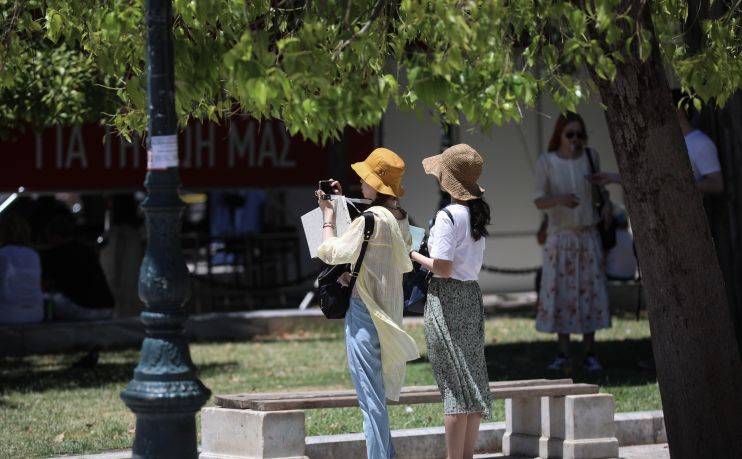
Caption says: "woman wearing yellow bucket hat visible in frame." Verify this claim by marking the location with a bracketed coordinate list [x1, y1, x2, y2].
[410, 143, 492, 459]
[315, 147, 419, 459]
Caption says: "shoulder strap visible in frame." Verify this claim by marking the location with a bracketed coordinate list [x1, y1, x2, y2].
[348, 212, 375, 290]
[585, 149, 605, 209]
[585, 148, 598, 174]
[441, 207, 455, 226]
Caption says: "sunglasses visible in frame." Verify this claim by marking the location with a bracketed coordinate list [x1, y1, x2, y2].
[564, 130, 587, 140]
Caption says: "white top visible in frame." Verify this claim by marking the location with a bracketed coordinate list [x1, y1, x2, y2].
[317, 206, 420, 401]
[685, 130, 721, 181]
[0, 245, 44, 325]
[428, 204, 485, 281]
[534, 150, 600, 234]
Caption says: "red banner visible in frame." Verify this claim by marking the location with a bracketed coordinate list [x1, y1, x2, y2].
[1, 117, 374, 192]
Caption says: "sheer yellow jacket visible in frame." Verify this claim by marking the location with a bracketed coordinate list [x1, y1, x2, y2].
[317, 206, 420, 401]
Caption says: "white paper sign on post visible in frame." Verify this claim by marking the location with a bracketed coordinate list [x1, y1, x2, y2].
[147, 135, 179, 170]
[301, 196, 354, 258]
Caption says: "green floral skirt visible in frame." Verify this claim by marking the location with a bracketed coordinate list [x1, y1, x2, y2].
[424, 277, 492, 419]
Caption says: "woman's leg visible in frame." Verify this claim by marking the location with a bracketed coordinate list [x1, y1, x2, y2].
[558, 333, 571, 355]
[462, 413, 482, 459]
[444, 414, 467, 459]
[583, 332, 595, 353]
[345, 298, 394, 459]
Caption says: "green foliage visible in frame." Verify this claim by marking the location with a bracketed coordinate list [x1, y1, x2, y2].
[0, 1, 115, 136]
[0, 0, 740, 141]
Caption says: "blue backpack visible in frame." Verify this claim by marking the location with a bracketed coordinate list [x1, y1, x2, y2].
[403, 207, 454, 314]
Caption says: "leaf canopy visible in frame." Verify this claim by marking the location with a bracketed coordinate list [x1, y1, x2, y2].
[1, 0, 740, 141]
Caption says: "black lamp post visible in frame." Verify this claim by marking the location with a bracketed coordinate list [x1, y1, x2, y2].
[120, 1, 210, 457]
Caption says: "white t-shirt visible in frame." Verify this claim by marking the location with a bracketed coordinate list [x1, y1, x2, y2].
[428, 204, 485, 281]
[0, 245, 44, 325]
[685, 130, 721, 181]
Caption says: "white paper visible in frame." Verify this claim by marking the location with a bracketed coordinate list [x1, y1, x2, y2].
[409, 226, 425, 252]
[301, 196, 353, 258]
[147, 135, 179, 170]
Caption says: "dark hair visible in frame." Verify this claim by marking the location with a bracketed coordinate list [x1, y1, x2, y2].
[671, 88, 695, 118]
[0, 214, 32, 246]
[467, 198, 490, 241]
[370, 193, 407, 218]
[547, 112, 587, 152]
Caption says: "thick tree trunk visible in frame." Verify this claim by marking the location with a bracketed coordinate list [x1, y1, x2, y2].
[698, 93, 742, 356]
[685, 0, 742, 353]
[590, 2, 742, 457]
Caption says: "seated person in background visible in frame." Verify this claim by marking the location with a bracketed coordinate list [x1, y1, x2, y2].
[605, 208, 638, 281]
[42, 215, 114, 321]
[0, 214, 44, 325]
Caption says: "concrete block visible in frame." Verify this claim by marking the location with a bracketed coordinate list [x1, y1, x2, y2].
[502, 397, 541, 457]
[540, 396, 566, 458]
[562, 438, 620, 459]
[200, 407, 307, 459]
[565, 394, 616, 440]
[563, 394, 619, 459]
[614, 411, 666, 446]
[305, 422, 506, 459]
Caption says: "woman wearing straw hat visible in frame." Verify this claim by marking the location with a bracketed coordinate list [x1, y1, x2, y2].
[410, 144, 492, 459]
[316, 148, 420, 459]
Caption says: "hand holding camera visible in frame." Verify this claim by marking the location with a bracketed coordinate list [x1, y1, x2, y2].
[318, 179, 343, 199]
[316, 179, 344, 215]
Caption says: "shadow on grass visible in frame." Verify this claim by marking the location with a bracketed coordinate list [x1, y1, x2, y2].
[0, 360, 237, 394]
[410, 338, 656, 388]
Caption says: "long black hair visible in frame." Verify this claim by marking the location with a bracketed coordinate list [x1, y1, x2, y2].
[467, 197, 490, 241]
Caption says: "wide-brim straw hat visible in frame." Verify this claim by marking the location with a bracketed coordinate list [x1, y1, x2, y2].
[422, 143, 484, 201]
[351, 147, 405, 198]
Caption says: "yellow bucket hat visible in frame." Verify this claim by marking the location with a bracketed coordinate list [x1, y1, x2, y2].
[351, 148, 405, 198]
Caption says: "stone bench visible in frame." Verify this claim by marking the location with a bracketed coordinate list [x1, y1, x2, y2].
[200, 378, 619, 459]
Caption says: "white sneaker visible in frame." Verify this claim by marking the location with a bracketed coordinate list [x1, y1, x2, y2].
[584, 354, 603, 372]
[547, 355, 570, 371]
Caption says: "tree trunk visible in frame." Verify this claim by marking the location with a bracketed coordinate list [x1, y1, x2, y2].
[685, 0, 742, 354]
[698, 92, 742, 354]
[590, 1, 742, 457]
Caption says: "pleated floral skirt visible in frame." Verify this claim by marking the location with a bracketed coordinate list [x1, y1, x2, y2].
[424, 277, 492, 419]
[536, 227, 611, 334]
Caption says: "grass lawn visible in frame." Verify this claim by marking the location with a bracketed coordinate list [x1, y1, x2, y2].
[0, 313, 660, 457]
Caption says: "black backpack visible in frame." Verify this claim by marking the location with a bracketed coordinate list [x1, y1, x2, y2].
[403, 207, 454, 314]
[317, 212, 375, 319]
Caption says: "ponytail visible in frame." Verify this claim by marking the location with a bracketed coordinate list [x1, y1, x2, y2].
[467, 198, 490, 241]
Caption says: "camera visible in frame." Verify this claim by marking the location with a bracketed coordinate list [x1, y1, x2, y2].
[319, 179, 334, 200]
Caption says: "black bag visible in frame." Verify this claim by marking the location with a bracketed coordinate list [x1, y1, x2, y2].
[317, 212, 375, 319]
[403, 208, 454, 314]
[586, 149, 617, 251]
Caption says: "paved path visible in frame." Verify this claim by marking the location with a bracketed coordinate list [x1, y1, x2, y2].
[474, 443, 671, 459]
[54, 443, 670, 459]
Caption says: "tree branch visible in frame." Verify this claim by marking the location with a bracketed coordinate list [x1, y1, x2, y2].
[333, 0, 387, 58]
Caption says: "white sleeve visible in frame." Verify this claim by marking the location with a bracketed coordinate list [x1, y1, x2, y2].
[429, 211, 456, 261]
[692, 138, 721, 177]
[533, 155, 550, 199]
